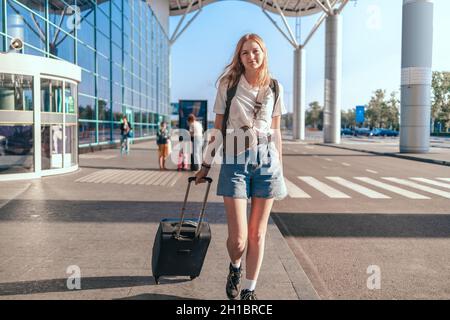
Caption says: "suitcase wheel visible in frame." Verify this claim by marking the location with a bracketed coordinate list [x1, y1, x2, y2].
[154, 276, 160, 285]
[190, 276, 197, 281]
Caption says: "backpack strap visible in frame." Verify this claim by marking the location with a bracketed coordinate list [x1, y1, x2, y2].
[222, 82, 238, 138]
[269, 78, 280, 117]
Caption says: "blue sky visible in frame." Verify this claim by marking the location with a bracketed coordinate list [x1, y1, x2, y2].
[169, 0, 450, 118]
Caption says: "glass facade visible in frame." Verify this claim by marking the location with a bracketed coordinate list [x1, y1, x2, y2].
[0, 124, 34, 174]
[1, 0, 170, 147]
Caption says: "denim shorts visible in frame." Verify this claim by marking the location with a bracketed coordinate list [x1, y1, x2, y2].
[217, 143, 287, 200]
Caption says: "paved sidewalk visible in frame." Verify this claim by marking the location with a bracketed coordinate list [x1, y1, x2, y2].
[0, 140, 318, 300]
[315, 139, 450, 167]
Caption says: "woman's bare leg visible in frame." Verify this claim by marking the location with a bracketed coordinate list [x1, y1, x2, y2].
[223, 197, 248, 265]
[245, 197, 274, 281]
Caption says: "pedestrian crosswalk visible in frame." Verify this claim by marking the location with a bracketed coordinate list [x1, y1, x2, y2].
[284, 176, 450, 200]
[410, 178, 450, 190]
[75, 169, 181, 187]
[326, 177, 390, 199]
[299, 177, 350, 199]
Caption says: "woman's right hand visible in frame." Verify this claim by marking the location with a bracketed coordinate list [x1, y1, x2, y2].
[195, 166, 209, 185]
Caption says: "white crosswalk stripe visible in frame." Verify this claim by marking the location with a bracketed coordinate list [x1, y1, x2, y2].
[76, 170, 180, 187]
[437, 178, 450, 182]
[354, 177, 430, 199]
[326, 177, 390, 199]
[298, 177, 350, 198]
[75, 170, 107, 183]
[122, 171, 145, 185]
[79, 154, 117, 160]
[284, 177, 311, 198]
[410, 178, 450, 190]
[101, 170, 129, 184]
[146, 171, 165, 185]
[382, 178, 450, 199]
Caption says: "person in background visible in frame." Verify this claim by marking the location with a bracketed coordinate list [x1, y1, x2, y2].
[156, 121, 170, 170]
[177, 135, 189, 171]
[188, 114, 204, 172]
[120, 115, 132, 155]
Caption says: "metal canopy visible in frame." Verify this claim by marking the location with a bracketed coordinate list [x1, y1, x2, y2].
[169, 0, 339, 17]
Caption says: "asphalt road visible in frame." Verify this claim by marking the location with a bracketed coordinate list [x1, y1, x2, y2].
[272, 143, 450, 299]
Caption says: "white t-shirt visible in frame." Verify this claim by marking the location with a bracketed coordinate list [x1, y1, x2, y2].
[189, 120, 203, 137]
[213, 75, 287, 136]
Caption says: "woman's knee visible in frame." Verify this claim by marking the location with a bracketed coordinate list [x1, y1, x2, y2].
[247, 229, 267, 246]
[228, 236, 247, 253]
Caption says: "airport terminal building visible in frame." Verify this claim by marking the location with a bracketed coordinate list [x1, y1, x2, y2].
[0, 0, 170, 180]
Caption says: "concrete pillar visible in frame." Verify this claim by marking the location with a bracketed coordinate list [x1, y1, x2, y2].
[323, 14, 342, 144]
[400, 0, 434, 153]
[293, 46, 306, 140]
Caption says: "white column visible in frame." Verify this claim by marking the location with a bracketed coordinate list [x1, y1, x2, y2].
[400, 0, 434, 153]
[293, 46, 306, 140]
[34, 75, 41, 174]
[323, 14, 342, 144]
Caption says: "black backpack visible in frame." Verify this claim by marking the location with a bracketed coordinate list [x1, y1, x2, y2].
[221, 78, 280, 144]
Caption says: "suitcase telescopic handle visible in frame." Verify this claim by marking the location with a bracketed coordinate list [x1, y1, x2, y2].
[176, 177, 213, 239]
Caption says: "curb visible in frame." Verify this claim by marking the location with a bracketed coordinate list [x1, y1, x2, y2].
[269, 216, 321, 300]
[267, 217, 320, 300]
[315, 143, 450, 167]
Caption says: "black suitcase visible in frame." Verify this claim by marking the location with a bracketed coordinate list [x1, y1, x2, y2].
[152, 177, 213, 284]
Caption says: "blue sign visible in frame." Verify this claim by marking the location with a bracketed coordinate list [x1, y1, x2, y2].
[179, 100, 208, 132]
[356, 106, 365, 124]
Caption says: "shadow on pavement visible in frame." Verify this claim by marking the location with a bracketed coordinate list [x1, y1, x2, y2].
[116, 293, 195, 300]
[282, 154, 377, 157]
[0, 200, 226, 224]
[0, 276, 190, 296]
[272, 213, 450, 238]
[78, 166, 182, 172]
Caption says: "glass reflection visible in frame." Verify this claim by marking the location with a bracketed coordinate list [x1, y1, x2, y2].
[41, 78, 63, 113]
[0, 73, 33, 111]
[65, 125, 77, 166]
[0, 125, 34, 174]
[65, 82, 76, 114]
[41, 124, 63, 169]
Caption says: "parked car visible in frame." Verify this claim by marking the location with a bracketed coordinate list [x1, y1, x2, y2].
[354, 128, 372, 137]
[369, 128, 383, 137]
[384, 129, 399, 137]
[341, 128, 354, 136]
[370, 128, 399, 137]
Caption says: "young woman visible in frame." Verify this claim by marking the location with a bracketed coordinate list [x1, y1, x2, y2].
[120, 116, 132, 155]
[156, 121, 170, 170]
[195, 34, 287, 300]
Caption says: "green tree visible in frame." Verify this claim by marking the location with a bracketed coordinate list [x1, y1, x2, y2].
[432, 71, 450, 132]
[386, 91, 400, 130]
[306, 101, 323, 129]
[341, 108, 356, 128]
[366, 89, 386, 128]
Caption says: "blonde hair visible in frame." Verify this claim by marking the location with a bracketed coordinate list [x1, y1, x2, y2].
[217, 34, 271, 89]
